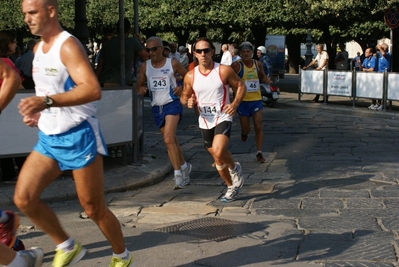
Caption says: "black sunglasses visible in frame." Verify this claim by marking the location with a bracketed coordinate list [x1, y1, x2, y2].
[195, 48, 211, 54]
[146, 46, 160, 53]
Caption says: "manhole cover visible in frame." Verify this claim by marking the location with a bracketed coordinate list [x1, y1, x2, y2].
[156, 217, 266, 242]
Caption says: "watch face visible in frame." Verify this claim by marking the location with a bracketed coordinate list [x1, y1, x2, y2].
[46, 96, 53, 106]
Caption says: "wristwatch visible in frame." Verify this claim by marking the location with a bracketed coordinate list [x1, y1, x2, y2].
[44, 95, 54, 108]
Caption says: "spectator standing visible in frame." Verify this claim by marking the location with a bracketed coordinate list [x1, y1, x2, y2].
[137, 36, 192, 189]
[368, 43, 391, 111]
[17, 0, 135, 266]
[352, 52, 361, 71]
[95, 18, 148, 87]
[302, 44, 329, 102]
[180, 37, 246, 202]
[232, 42, 271, 163]
[357, 48, 379, 110]
[169, 42, 181, 60]
[335, 43, 349, 70]
[179, 46, 189, 69]
[15, 39, 37, 89]
[231, 48, 241, 63]
[220, 44, 232, 66]
[256, 46, 273, 77]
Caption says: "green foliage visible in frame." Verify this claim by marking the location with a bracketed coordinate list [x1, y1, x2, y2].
[0, 0, 395, 46]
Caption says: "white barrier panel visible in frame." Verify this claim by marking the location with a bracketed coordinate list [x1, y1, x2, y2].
[301, 70, 323, 94]
[327, 71, 352, 96]
[387, 73, 399, 101]
[356, 72, 383, 98]
[0, 89, 133, 157]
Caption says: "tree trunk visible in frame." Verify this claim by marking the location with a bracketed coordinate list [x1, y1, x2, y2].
[251, 25, 267, 48]
[286, 34, 302, 73]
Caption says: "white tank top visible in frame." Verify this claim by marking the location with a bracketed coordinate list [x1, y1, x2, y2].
[192, 63, 232, 129]
[33, 31, 97, 135]
[146, 58, 179, 106]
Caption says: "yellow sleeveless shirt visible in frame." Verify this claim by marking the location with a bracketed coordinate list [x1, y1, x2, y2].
[237, 59, 262, 102]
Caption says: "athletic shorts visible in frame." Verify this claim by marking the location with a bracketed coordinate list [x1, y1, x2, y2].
[201, 121, 232, 149]
[237, 100, 263, 117]
[152, 100, 183, 129]
[34, 117, 107, 171]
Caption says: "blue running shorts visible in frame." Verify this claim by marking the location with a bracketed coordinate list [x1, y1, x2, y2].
[237, 100, 263, 117]
[34, 117, 108, 171]
[152, 99, 183, 129]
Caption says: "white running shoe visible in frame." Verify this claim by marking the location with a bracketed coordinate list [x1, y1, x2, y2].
[221, 186, 239, 202]
[182, 163, 192, 186]
[19, 247, 44, 267]
[376, 105, 383, 111]
[174, 174, 184, 190]
[368, 104, 377, 110]
[230, 162, 244, 189]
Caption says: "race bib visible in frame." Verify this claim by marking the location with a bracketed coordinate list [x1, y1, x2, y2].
[150, 76, 168, 91]
[199, 102, 221, 119]
[245, 79, 259, 92]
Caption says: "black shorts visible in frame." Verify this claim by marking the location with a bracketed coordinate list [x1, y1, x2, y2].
[200, 121, 232, 149]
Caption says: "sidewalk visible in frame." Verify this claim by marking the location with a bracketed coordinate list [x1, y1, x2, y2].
[1, 74, 399, 207]
[4, 75, 399, 266]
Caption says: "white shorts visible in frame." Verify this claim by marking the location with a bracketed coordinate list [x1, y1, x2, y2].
[34, 117, 108, 171]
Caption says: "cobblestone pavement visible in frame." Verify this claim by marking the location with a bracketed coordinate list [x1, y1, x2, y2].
[6, 75, 399, 266]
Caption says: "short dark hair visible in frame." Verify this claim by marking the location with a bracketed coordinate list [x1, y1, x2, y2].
[193, 37, 215, 51]
[117, 18, 131, 34]
[0, 30, 17, 57]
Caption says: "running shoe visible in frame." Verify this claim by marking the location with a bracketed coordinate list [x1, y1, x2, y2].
[221, 186, 239, 202]
[256, 152, 266, 163]
[109, 252, 135, 267]
[229, 162, 244, 189]
[376, 105, 383, 111]
[116, 149, 123, 158]
[173, 174, 184, 190]
[182, 163, 192, 186]
[0, 210, 19, 248]
[52, 242, 86, 267]
[19, 247, 44, 267]
[12, 237, 25, 251]
[368, 104, 377, 110]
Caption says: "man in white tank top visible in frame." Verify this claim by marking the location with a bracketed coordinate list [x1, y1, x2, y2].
[137, 36, 192, 190]
[180, 37, 247, 202]
[17, 1, 134, 266]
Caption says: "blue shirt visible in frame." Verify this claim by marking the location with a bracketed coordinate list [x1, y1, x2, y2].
[362, 56, 376, 71]
[376, 51, 391, 72]
[259, 55, 273, 77]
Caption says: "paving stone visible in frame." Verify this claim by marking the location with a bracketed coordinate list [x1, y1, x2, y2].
[371, 186, 399, 198]
[383, 199, 399, 209]
[297, 217, 380, 230]
[320, 189, 370, 198]
[324, 262, 393, 267]
[298, 230, 395, 262]
[379, 217, 399, 231]
[302, 199, 344, 209]
[255, 208, 339, 218]
[346, 199, 383, 209]
[252, 199, 301, 209]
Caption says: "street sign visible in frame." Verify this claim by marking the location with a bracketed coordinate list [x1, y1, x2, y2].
[385, 8, 399, 29]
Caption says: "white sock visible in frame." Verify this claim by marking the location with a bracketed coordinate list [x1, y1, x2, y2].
[0, 211, 8, 223]
[6, 252, 25, 267]
[180, 162, 188, 170]
[257, 151, 262, 154]
[113, 248, 130, 260]
[56, 237, 74, 251]
[174, 170, 182, 176]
